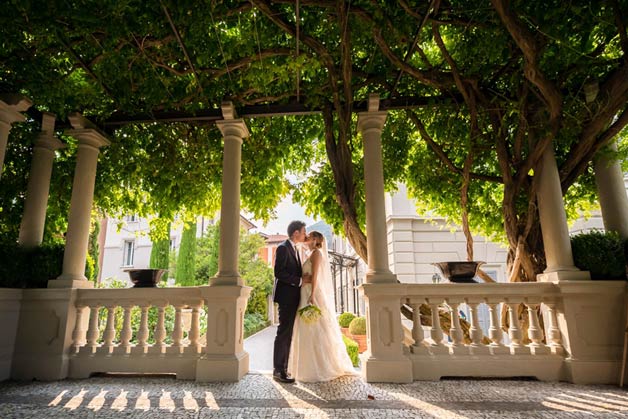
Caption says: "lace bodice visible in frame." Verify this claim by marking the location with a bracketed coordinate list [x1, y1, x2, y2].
[302, 257, 312, 276]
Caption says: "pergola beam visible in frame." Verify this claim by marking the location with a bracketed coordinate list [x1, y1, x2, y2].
[103, 95, 459, 129]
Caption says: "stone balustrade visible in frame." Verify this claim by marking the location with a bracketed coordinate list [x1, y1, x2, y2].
[403, 283, 565, 381]
[361, 280, 626, 384]
[69, 287, 206, 380]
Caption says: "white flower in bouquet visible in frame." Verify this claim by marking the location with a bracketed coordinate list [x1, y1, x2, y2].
[298, 304, 322, 324]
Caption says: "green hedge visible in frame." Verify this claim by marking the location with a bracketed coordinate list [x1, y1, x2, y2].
[348, 316, 366, 335]
[338, 312, 356, 328]
[0, 241, 64, 288]
[342, 334, 359, 367]
[571, 231, 627, 280]
[0, 241, 96, 288]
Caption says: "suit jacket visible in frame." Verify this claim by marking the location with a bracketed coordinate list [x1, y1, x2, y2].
[273, 240, 302, 305]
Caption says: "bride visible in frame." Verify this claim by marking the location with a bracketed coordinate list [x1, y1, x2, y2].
[288, 231, 357, 382]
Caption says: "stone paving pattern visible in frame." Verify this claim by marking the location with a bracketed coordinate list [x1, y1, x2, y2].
[2, 327, 627, 418]
[1, 374, 628, 418]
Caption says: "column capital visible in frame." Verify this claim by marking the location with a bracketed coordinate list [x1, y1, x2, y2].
[66, 112, 111, 149]
[358, 93, 387, 134]
[34, 112, 65, 152]
[0, 93, 32, 125]
[216, 119, 249, 140]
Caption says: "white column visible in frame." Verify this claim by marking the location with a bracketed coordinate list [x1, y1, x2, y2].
[594, 142, 628, 239]
[212, 102, 249, 286]
[18, 113, 65, 247]
[0, 94, 32, 177]
[51, 113, 110, 288]
[357, 94, 396, 283]
[536, 146, 590, 282]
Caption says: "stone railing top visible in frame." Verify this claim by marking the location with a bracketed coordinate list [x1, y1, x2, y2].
[360, 281, 627, 302]
[76, 287, 203, 307]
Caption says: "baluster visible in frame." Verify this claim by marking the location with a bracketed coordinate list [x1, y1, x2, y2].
[410, 303, 428, 354]
[152, 303, 167, 353]
[117, 304, 133, 354]
[172, 305, 184, 347]
[428, 302, 447, 354]
[507, 302, 525, 354]
[71, 304, 88, 352]
[136, 304, 150, 352]
[102, 304, 117, 352]
[446, 301, 464, 354]
[186, 304, 201, 354]
[86, 305, 101, 351]
[468, 302, 489, 354]
[544, 302, 563, 355]
[526, 303, 548, 355]
[487, 302, 507, 354]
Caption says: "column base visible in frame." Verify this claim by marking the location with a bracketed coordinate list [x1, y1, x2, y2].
[195, 352, 249, 382]
[365, 271, 398, 283]
[563, 358, 622, 384]
[537, 270, 590, 282]
[210, 273, 244, 286]
[361, 354, 413, 383]
[48, 278, 94, 288]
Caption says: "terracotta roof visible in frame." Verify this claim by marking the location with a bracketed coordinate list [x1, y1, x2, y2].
[265, 234, 288, 243]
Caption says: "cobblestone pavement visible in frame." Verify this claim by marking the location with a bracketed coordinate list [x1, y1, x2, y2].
[0, 374, 627, 418]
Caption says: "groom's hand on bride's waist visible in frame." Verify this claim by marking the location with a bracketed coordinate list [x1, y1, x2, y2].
[301, 274, 312, 284]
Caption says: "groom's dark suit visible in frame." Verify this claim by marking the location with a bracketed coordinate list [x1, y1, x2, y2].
[273, 239, 302, 375]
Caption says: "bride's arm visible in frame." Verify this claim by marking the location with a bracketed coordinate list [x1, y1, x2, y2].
[308, 250, 321, 305]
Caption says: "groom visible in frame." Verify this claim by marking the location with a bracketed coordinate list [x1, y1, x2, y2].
[272, 220, 311, 383]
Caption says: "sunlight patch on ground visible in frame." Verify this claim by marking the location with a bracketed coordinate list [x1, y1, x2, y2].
[110, 389, 128, 411]
[134, 390, 150, 410]
[63, 388, 87, 410]
[47, 389, 67, 407]
[182, 390, 199, 411]
[386, 390, 470, 419]
[86, 389, 107, 411]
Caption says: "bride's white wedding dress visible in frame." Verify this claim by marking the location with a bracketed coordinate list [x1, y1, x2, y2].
[288, 248, 357, 382]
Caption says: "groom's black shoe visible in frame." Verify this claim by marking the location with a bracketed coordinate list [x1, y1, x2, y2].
[273, 370, 295, 383]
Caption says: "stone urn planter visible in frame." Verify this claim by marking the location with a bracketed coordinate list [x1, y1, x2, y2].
[125, 268, 167, 288]
[432, 261, 485, 283]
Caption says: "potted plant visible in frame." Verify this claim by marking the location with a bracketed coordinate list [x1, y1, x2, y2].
[125, 268, 167, 287]
[431, 261, 485, 283]
[338, 312, 356, 337]
[348, 316, 367, 353]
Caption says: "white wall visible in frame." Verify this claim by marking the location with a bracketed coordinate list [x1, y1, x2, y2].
[386, 184, 508, 284]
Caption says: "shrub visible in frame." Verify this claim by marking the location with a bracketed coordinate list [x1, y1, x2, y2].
[244, 312, 269, 338]
[342, 335, 359, 367]
[0, 241, 64, 288]
[338, 312, 356, 328]
[348, 316, 366, 335]
[571, 230, 626, 280]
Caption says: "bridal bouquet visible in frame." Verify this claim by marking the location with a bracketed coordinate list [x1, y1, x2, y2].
[298, 304, 322, 324]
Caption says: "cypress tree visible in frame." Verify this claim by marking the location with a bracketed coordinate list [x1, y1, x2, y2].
[175, 220, 197, 286]
[149, 222, 171, 280]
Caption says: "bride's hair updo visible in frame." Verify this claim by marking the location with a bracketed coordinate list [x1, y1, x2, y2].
[308, 231, 324, 249]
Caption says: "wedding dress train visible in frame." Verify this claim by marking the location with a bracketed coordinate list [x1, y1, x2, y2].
[288, 252, 357, 382]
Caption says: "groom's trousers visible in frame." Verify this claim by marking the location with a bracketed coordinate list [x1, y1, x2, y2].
[273, 303, 299, 373]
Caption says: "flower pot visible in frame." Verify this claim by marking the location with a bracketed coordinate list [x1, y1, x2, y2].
[125, 268, 167, 288]
[351, 333, 367, 353]
[432, 261, 485, 283]
[341, 327, 351, 337]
